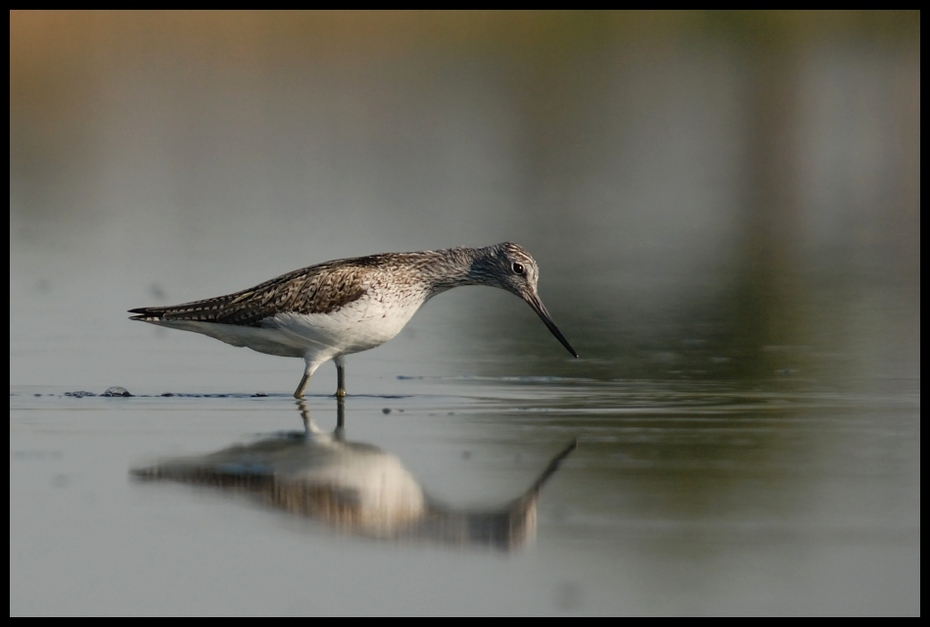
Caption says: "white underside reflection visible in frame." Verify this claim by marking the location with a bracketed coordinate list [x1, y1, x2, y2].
[132, 400, 576, 550]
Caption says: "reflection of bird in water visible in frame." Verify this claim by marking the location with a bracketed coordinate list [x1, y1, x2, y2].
[129, 242, 577, 398]
[131, 400, 576, 550]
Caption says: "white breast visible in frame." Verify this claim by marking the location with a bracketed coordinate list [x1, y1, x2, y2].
[262, 289, 427, 356]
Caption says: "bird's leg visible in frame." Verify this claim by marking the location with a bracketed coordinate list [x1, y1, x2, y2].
[293, 373, 310, 399]
[295, 356, 324, 399]
[334, 356, 347, 397]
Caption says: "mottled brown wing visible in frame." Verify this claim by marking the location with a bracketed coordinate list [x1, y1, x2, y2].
[128, 261, 369, 326]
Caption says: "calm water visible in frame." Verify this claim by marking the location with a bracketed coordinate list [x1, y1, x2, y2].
[10, 374, 920, 615]
[10, 12, 919, 616]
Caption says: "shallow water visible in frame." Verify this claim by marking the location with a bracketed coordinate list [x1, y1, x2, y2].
[10, 13, 919, 616]
[10, 370, 919, 615]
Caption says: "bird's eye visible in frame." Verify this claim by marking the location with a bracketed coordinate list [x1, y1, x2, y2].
[512, 262, 525, 275]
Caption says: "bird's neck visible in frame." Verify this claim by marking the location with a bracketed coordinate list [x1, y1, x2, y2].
[419, 247, 488, 297]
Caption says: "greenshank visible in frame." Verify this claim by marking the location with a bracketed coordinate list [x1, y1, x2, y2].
[129, 242, 577, 398]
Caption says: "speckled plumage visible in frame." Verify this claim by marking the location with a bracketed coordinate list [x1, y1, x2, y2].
[130, 242, 577, 398]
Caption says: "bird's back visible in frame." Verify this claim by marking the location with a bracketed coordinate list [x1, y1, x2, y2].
[128, 258, 401, 326]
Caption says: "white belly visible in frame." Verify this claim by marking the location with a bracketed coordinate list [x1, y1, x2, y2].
[149, 293, 425, 360]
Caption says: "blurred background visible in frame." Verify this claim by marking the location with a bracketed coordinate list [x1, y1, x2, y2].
[10, 11, 920, 388]
[9, 11, 920, 616]
[10, 11, 920, 387]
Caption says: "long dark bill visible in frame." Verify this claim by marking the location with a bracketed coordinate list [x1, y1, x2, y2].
[525, 293, 579, 358]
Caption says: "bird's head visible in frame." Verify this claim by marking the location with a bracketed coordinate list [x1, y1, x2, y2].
[470, 243, 578, 358]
